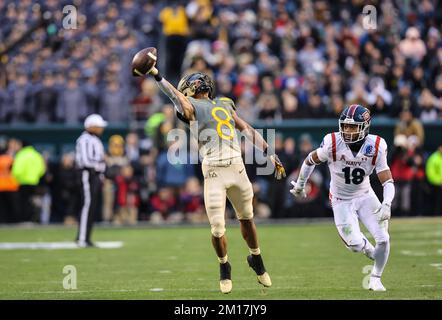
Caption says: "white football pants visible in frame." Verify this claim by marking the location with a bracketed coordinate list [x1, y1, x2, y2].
[331, 189, 389, 248]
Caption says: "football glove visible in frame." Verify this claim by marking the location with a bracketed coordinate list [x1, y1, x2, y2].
[144, 52, 160, 79]
[290, 180, 306, 198]
[269, 154, 286, 180]
[375, 202, 391, 221]
[148, 66, 159, 76]
[149, 66, 163, 82]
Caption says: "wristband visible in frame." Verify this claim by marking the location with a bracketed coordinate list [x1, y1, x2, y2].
[154, 73, 162, 82]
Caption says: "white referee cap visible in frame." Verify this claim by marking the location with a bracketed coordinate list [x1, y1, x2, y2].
[84, 114, 108, 128]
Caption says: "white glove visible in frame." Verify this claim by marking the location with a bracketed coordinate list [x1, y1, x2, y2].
[148, 66, 159, 76]
[290, 180, 306, 198]
[375, 202, 391, 221]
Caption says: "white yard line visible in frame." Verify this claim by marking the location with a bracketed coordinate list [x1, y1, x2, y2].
[15, 287, 290, 295]
[0, 241, 123, 250]
[400, 249, 442, 256]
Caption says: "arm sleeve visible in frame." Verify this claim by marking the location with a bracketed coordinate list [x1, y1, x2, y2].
[382, 180, 395, 205]
[316, 134, 332, 163]
[296, 157, 316, 189]
[375, 138, 390, 173]
[156, 78, 185, 114]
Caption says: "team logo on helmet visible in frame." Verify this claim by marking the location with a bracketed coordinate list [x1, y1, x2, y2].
[362, 110, 371, 122]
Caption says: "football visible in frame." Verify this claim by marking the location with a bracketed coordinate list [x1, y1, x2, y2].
[131, 47, 157, 76]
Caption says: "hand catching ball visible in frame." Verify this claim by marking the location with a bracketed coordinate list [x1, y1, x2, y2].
[131, 47, 158, 77]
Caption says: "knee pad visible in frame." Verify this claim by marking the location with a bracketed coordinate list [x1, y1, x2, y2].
[375, 231, 390, 244]
[210, 216, 226, 238]
[236, 206, 253, 220]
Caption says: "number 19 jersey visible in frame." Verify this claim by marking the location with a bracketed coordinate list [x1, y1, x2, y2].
[188, 96, 242, 163]
[316, 132, 389, 200]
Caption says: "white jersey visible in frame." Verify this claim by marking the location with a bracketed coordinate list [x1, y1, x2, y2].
[316, 132, 389, 200]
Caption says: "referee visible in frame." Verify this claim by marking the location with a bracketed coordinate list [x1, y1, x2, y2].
[75, 114, 107, 247]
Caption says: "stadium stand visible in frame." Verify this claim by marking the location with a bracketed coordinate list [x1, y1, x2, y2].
[0, 0, 441, 223]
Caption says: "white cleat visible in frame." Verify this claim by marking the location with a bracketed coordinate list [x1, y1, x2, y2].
[257, 272, 272, 287]
[368, 276, 386, 291]
[219, 262, 232, 294]
[247, 255, 272, 288]
[220, 279, 232, 294]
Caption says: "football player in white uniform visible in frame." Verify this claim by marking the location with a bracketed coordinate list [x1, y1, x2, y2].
[290, 104, 394, 291]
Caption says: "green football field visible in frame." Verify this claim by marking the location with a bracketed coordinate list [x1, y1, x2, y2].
[0, 217, 441, 300]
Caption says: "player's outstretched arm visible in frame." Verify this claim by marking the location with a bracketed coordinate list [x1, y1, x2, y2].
[232, 111, 286, 179]
[375, 169, 395, 221]
[147, 66, 195, 121]
[290, 150, 323, 198]
[232, 110, 268, 151]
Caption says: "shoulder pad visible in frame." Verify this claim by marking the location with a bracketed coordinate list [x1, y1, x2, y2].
[218, 97, 236, 110]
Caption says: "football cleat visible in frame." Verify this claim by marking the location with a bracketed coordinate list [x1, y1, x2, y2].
[219, 262, 232, 294]
[247, 255, 272, 287]
[220, 279, 232, 294]
[368, 275, 386, 291]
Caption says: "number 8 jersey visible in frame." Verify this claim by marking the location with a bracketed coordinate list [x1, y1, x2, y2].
[187, 96, 242, 163]
[316, 132, 390, 200]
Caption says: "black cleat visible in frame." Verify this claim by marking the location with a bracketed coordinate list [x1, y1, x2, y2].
[247, 255, 272, 287]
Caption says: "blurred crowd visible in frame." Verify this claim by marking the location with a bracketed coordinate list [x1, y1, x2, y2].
[1, 0, 442, 125]
[0, 0, 442, 223]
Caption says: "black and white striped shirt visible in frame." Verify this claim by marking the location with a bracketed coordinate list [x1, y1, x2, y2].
[75, 131, 106, 173]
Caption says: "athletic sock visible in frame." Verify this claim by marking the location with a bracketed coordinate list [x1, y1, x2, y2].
[372, 241, 390, 277]
[248, 254, 266, 275]
[249, 247, 261, 255]
[219, 260, 231, 280]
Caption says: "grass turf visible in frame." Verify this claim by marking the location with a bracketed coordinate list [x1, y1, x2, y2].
[0, 217, 441, 300]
